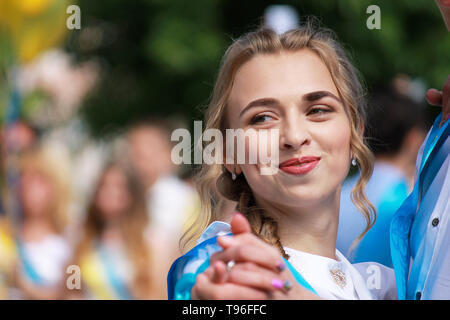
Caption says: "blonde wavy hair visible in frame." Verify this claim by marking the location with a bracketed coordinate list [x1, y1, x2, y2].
[181, 19, 376, 258]
[18, 146, 71, 234]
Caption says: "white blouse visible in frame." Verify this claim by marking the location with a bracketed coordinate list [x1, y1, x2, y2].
[196, 221, 397, 300]
[284, 247, 372, 300]
[20, 234, 72, 286]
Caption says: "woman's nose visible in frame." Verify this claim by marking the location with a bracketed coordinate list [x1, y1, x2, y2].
[279, 116, 310, 150]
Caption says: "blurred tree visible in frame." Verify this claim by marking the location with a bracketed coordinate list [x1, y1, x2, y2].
[0, 0, 69, 124]
[222, 0, 449, 90]
[69, 0, 225, 137]
[64, 0, 449, 137]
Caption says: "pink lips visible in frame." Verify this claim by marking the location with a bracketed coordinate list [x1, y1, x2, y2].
[279, 156, 321, 175]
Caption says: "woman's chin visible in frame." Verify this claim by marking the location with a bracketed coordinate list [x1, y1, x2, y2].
[264, 188, 329, 209]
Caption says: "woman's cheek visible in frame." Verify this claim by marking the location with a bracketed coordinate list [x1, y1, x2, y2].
[319, 121, 351, 180]
[242, 130, 278, 195]
[245, 128, 280, 175]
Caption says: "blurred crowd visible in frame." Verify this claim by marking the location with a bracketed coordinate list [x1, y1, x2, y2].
[0, 74, 433, 300]
[337, 78, 432, 267]
[0, 117, 202, 299]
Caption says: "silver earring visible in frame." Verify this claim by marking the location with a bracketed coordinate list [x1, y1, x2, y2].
[231, 167, 237, 180]
[351, 158, 357, 166]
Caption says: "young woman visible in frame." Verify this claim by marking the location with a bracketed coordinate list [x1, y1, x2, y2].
[168, 21, 399, 300]
[12, 147, 72, 299]
[72, 161, 168, 299]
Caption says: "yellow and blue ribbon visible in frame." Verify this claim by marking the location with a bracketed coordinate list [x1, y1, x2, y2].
[80, 244, 133, 300]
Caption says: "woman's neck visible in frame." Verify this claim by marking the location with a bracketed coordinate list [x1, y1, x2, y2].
[256, 191, 340, 260]
[101, 219, 124, 243]
[22, 217, 56, 242]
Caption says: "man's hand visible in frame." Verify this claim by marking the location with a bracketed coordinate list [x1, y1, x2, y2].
[435, 0, 450, 31]
[426, 75, 450, 127]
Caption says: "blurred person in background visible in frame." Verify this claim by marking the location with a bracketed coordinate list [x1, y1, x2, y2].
[2, 121, 38, 154]
[0, 120, 38, 218]
[71, 161, 168, 299]
[0, 120, 38, 298]
[337, 85, 429, 267]
[126, 118, 200, 255]
[10, 146, 72, 299]
[0, 215, 17, 299]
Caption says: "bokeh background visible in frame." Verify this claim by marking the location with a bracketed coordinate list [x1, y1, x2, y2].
[1, 0, 449, 137]
[0, 0, 449, 300]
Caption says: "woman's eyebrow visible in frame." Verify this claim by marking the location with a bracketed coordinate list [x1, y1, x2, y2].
[303, 91, 342, 103]
[239, 91, 341, 118]
[239, 98, 279, 118]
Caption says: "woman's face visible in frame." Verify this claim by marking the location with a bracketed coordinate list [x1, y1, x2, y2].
[226, 49, 352, 210]
[20, 169, 54, 219]
[95, 167, 132, 221]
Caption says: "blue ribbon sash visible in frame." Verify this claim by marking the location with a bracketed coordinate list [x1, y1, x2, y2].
[167, 234, 317, 300]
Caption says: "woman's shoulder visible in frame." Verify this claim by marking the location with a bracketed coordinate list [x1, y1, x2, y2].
[168, 220, 231, 276]
[167, 221, 231, 300]
[167, 235, 221, 300]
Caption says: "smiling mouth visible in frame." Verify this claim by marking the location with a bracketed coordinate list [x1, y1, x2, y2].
[279, 157, 321, 175]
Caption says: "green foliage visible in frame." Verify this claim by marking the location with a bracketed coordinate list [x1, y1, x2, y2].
[66, 0, 449, 137]
[0, 28, 13, 125]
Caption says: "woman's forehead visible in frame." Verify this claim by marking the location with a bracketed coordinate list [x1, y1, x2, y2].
[229, 49, 339, 110]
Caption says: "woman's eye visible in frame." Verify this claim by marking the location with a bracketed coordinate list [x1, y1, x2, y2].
[308, 107, 331, 116]
[250, 114, 273, 124]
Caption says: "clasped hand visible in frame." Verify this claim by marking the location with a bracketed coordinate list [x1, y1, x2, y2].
[191, 213, 319, 300]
